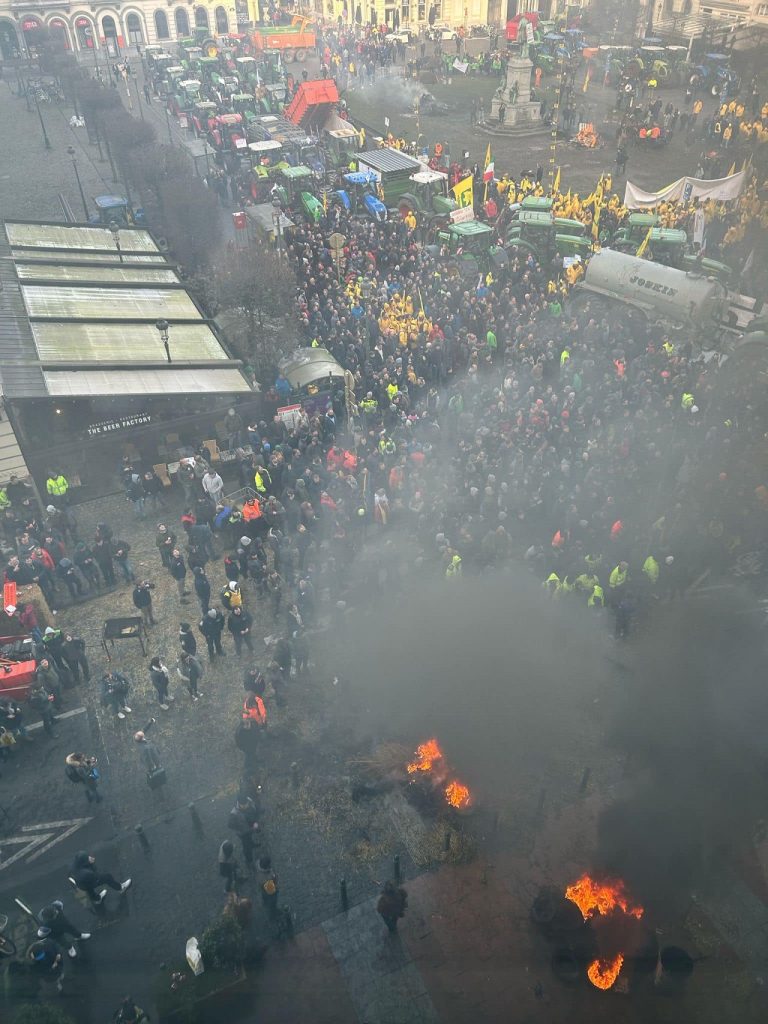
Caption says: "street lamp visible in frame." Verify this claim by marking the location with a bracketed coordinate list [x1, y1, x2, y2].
[155, 319, 171, 363]
[109, 220, 123, 263]
[32, 87, 52, 151]
[271, 199, 283, 259]
[67, 146, 89, 221]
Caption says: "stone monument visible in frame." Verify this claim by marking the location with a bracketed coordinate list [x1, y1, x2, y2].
[487, 21, 547, 135]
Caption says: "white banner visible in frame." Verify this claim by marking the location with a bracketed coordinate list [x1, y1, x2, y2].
[623, 170, 746, 209]
[450, 206, 475, 223]
[452, 59, 469, 74]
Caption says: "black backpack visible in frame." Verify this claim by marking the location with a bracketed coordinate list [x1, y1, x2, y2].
[65, 762, 82, 783]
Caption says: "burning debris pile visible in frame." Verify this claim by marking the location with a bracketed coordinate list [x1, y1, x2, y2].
[530, 871, 694, 996]
[564, 874, 644, 991]
[406, 738, 472, 811]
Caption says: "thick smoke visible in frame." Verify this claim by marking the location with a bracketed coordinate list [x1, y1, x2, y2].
[348, 76, 426, 113]
[332, 568, 612, 803]
[595, 591, 768, 909]
[331, 552, 768, 911]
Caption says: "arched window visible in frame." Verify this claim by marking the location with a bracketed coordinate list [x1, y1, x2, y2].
[101, 14, 120, 54]
[49, 18, 71, 50]
[215, 6, 229, 32]
[195, 6, 209, 29]
[175, 7, 190, 35]
[126, 12, 143, 44]
[74, 16, 95, 50]
[0, 19, 20, 60]
[154, 9, 169, 38]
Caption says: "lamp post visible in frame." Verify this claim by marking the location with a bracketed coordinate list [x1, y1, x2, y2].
[109, 220, 123, 263]
[155, 319, 171, 363]
[271, 200, 283, 260]
[32, 88, 52, 150]
[67, 146, 89, 220]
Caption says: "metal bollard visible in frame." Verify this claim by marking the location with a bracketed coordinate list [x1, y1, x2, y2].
[340, 878, 349, 911]
[135, 823, 150, 852]
[188, 802, 203, 832]
[579, 767, 591, 793]
[393, 853, 401, 884]
[290, 762, 300, 787]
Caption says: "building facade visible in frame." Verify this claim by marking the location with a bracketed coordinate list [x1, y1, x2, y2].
[0, 0, 260, 63]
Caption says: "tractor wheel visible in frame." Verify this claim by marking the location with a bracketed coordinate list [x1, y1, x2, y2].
[295, 48, 307, 62]
[282, 47, 294, 63]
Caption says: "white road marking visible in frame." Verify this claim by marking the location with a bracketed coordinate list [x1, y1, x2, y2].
[27, 706, 86, 731]
[0, 817, 93, 870]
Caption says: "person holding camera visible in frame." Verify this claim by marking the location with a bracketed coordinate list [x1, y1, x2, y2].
[132, 580, 157, 627]
[65, 751, 103, 804]
[100, 671, 132, 720]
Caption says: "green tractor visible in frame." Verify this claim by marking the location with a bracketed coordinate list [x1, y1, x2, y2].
[272, 165, 323, 224]
[612, 214, 732, 284]
[432, 221, 508, 279]
[507, 206, 593, 261]
[396, 170, 457, 222]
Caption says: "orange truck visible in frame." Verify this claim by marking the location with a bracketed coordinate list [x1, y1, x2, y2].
[251, 15, 316, 63]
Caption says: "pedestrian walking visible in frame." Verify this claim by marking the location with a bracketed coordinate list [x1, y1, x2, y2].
[228, 795, 260, 868]
[228, 606, 254, 657]
[113, 538, 135, 583]
[155, 523, 176, 568]
[193, 565, 211, 614]
[36, 900, 91, 959]
[235, 717, 260, 775]
[200, 607, 225, 658]
[61, 632, 90, 683]
[28, 682, 57, 735]
[28, 934, 66, 993]
[177, 650, 203, 700]
[134, 726, 163, 775]
[65, 752, 103, 804]
[35, 657, 63, 707]
[100, 671, 132, 719]
[70, 850, 131, 905]
[377, 880, 407, 933]
[149, 656, 174, 709]
[93, 535, 116, 585]
[143, 82, 152, 104]
[202, 468, 224, 504]
[218, 839, 242, 892]
[169, 548, 189, 601]
[179, 621, 197, 656]
[132, 580, 157, 627]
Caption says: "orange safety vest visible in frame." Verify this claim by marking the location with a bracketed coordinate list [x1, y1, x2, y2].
[242, 498, 263, 521]
[243, 694, 266, 725]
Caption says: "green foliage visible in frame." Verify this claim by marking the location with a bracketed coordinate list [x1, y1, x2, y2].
[199, 913, 246, 970]
[13, 1005, 76, 1024]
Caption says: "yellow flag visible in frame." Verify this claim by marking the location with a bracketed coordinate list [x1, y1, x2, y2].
[591, 200, 601, 240]
[636, 226, 653, 258]
[452, 175, 474, 208]
[726, 161, 736, 176]
[552, 166, 561, 194]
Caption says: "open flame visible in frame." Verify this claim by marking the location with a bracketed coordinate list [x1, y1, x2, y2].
[565, 874, 643, 992]
[406, 739, 472, 810]
[587, 954, 624, 990]
[407, 738, 444, 774]
[565, 874, 644, 922]
[445, 780, 471, 809]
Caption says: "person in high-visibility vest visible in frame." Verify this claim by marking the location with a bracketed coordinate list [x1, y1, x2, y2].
[642, 555, 659, 584]
[588, 583, 605, 608]
[46, 471, 69, 505]
[681, 392, 695, 411]
[543, 572, 561, 596]
[445, 554, 462, 580]
[609, 561, 629, 588]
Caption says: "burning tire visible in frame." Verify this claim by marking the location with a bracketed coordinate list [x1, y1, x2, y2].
[551, 948, 582, 985]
